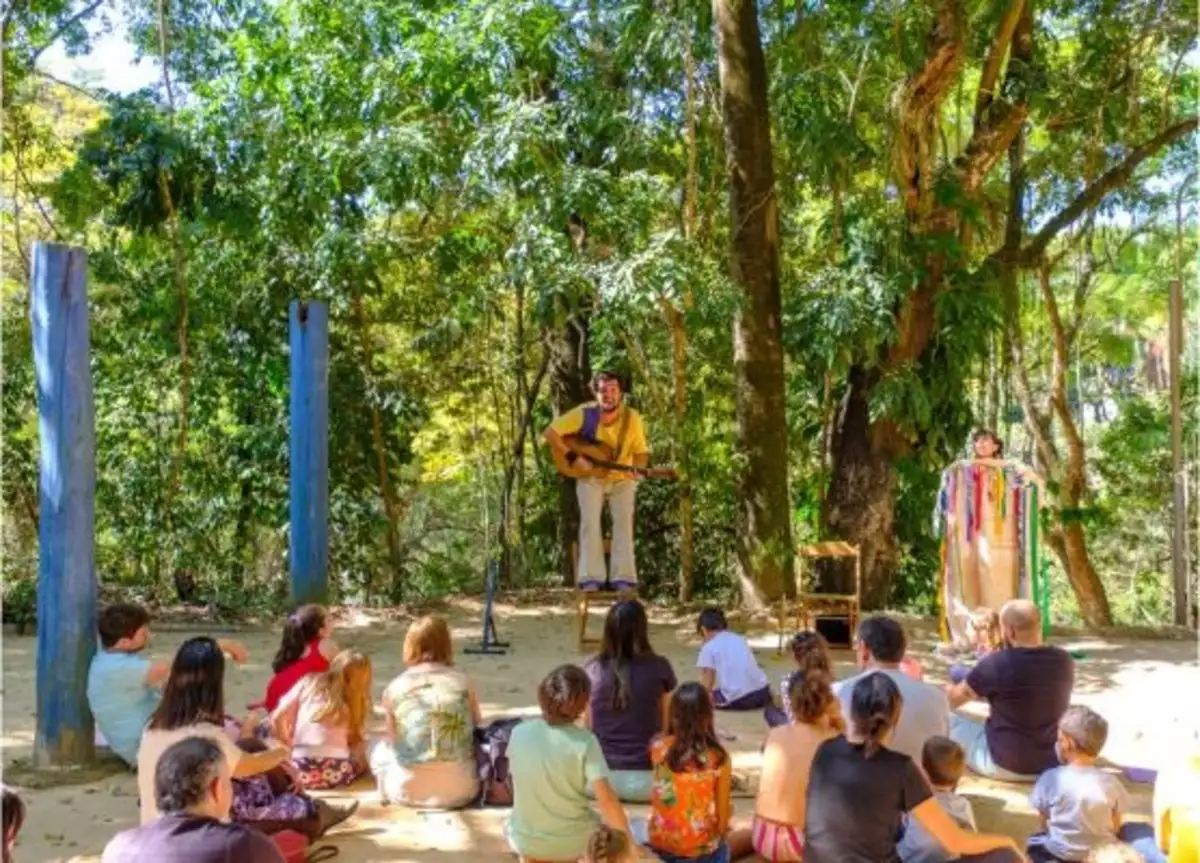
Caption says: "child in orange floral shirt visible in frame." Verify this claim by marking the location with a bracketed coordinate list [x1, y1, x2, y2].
[648, 682, 733, 863]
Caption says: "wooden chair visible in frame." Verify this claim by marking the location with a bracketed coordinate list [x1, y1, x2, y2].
[571, 538, 639, 650]
[777, 541, 862, 653]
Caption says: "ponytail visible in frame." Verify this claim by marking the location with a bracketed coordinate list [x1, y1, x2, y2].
[272, 604, 326, 673]
[785, 668, 835, 724]
[849, 671, 902, 758]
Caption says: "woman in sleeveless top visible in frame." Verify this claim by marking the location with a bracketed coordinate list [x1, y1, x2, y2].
[370, 616, 481, 810]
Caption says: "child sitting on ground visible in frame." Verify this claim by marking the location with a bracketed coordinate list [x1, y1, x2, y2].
[696, 608, 772, 712]
[506, 664, 637, 862]
[754, 659, 843, 861]
[949, 608, 1002, 684]
[268, 649, 371, 789]
[1028, 705, 1164, 863]
[86, 603, 249, 766]
[647, 683, 733, 863]
[897, 736, 976, 863]
[257, 604, 340, 713]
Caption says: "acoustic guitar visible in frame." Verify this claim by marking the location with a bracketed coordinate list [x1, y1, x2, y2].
[551, 435, 678, 481]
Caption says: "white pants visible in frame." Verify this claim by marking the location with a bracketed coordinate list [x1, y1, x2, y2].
[576, 478, 637, 584]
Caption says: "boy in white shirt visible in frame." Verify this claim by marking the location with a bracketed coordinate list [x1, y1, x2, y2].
[696, 608, 772, 711]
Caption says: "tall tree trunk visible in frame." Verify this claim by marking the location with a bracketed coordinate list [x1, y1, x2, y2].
[552, 215, 594, 587]
[1035, 264, 1112, 626]
[155, 0, 190, 557]
[1003, 126, 1112, 628]
[822, 368, 898, 604]
[673, 24, 699, 603]
[549, 308, 591, 586]
[351, 293, 406, 595]
[714, 0, 795, 604]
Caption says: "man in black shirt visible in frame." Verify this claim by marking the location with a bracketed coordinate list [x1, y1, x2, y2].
[102, 736, 284, 863]
[946, 600, 1075, 779]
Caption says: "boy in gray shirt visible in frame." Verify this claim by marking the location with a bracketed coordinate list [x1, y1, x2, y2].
[1026, 706, 1138, 862]
[899, 736, 977, 863]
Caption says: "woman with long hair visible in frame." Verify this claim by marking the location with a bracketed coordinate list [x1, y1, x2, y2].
[269, 649, 373, 789]
[137, 637, 291, 825]
[803, 672, 1022, 862]
[583, 599, 677, 803]
[371, 615, 482, 810]
[257, 604, 340, 712]
[752, 633, 843, 861]
[646, 683, 733, 863]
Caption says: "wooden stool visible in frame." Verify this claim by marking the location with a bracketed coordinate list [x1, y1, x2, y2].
[576, 587, 639, 650]
[777, 540, 862, 652]
[569, 537, 638, 650]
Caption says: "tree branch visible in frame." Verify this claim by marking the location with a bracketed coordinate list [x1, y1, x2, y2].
[27, 0, 106, 68]
[973, 0, 1025, 125]
[1020, 116, 1198, 264]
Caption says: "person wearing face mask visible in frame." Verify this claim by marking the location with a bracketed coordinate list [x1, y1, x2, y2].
[101, 737, 285, 862]
[804, 672, 1023, 863]
[1026, 706, 1167, 863]
[945, 600, 1074, 780]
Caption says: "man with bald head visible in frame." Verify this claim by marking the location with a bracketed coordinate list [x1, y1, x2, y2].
[946, 600, 1074, 780]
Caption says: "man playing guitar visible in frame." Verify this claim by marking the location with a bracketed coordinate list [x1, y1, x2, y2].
[544, 370, 648, 591]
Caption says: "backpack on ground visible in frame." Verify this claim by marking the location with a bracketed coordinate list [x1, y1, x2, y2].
[473, 717, 523, 807]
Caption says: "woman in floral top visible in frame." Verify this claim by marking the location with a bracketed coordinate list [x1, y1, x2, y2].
[369, 615, 482, 810]
[648, 682, 733, 863]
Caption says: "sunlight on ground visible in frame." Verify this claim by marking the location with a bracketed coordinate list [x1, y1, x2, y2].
[2, 596, 1195, 862]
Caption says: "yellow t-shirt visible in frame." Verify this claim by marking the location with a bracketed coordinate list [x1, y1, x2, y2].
[549, 403, 649, 466]
[1156, 751, 1200, 863]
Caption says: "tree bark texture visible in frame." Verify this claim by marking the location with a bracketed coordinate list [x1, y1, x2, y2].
[824, 0, 1032, 606]
[714, 0, 795, 603]
[552, 219, 594, 587]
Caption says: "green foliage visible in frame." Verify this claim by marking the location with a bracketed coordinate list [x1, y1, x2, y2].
[1, 0, 1192, 627]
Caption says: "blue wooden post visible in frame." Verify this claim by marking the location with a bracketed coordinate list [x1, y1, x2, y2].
[30, 242, 98, 766]
[289, 300, 329, 604]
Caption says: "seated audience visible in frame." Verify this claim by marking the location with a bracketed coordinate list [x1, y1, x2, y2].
[231, 738, 356, 840]
[754, 649, 843, 862]
[506, 664, 636, 862]
[695, 608, 772, 711]
[269, 649, 371, 789]
[138, 637, 291, 825]
[370, 615, 480, 809]
[258, 604, 339, 712]
[584, 600, 677, 803]
[647, 683, 733, 863]
[2, 785, 25, 863]
[102, 736, 285, 862]
[833, 615, 950, 761]
[86, 603, 248, 767]
[1027, 706, 1165, 863]
[1153, 747, 1200, 863]
[804, 672, 1023, 863]
[897, 736, 976, 863]
[946, 600, 1073, 780]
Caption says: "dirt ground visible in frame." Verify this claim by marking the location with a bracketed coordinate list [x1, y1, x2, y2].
[2, 595, 1197, 862]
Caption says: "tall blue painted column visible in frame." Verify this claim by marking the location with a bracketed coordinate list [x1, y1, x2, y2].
[289, 300, 329, 604]
[30, 242, 98, 766]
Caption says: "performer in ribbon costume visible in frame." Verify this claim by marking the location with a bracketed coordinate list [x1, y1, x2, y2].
[934, 430, 1047, 649]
